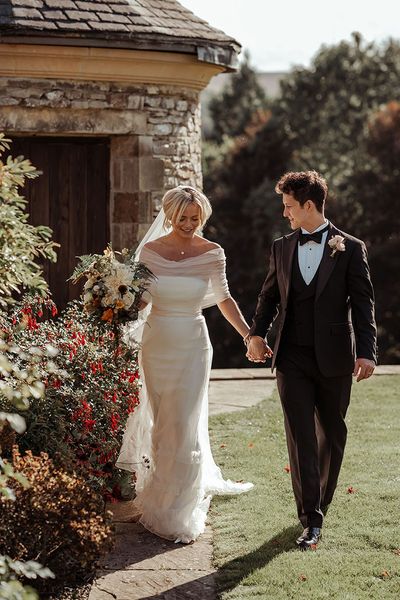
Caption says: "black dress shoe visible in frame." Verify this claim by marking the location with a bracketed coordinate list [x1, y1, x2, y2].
[296, 527, 322, 550]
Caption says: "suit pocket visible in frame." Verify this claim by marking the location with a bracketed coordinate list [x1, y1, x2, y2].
[330, 322, 354, 335]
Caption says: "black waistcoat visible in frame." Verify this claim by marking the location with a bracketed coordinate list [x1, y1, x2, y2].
[282, 246, 320, 347]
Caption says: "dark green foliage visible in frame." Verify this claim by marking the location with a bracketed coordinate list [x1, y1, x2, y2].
[207, 51, 269, 144]
[204, 36, 400, 365]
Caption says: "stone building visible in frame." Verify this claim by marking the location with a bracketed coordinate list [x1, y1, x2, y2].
[0, 0, 240, 307]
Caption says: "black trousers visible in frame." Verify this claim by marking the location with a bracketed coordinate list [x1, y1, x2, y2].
[276, 343, 352, 528]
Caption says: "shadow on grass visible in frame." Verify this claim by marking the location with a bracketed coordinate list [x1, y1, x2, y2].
[217, 524, 301, 595]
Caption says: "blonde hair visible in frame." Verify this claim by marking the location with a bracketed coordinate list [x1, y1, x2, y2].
[162, 186, 212, 231]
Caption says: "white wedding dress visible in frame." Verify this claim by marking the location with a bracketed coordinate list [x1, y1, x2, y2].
[116, 244, 253, 543]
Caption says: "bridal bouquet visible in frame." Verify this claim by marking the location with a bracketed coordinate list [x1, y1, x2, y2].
[69, 246, 154, 325]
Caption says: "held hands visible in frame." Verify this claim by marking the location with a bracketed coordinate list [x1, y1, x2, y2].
[245, 335, 273, 363]
[353, 358, 375, 382]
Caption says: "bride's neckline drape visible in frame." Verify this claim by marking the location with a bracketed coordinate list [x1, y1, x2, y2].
[142, 246, 222, 263]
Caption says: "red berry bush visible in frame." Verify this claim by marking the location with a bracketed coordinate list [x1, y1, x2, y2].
[1, 295, 140, 501]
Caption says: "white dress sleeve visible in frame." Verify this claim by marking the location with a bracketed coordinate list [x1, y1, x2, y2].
[210, 249, 231, 304]
[199, 248, 231, 309]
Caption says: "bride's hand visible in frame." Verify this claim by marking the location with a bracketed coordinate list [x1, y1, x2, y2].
[246, 336, 273, 363]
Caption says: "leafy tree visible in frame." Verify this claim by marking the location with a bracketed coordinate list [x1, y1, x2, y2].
[0, 135, 58, 309]
[207, 50, 269, 143]
[204, 35, 400, 366]
[350, 102, 400, 361]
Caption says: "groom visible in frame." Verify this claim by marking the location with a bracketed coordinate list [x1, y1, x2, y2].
[246, 171, 377, 550]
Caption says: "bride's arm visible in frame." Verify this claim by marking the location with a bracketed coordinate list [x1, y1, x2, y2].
[217, 297, 250, 338]
[208, 249, 250, 338]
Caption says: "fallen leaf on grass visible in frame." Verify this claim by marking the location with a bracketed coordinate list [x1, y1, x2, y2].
[248, 442, 254, 448]
[380, 570, 390, 579]
[272, 538, 279, 546]
[299, 574, 307, 581]
[220, 443, 227, 448]
[284, 464, 291, 473]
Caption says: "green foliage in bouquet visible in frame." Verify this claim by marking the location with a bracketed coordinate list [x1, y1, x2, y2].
[0, 135, 58, 309]
[0, 295, 141, 500]
[69, 245, 155, 325]
[0, 447, 112, 596]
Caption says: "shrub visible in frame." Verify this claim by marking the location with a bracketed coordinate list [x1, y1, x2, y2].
[0, 447, 113, 595]
[0, 134, 58, 310]
[1, 296, 140, 500]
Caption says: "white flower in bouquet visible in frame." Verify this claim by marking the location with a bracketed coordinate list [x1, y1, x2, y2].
[101, 291, 119, 307]
[122, 291, 135, 309]
[130, 280, 141, 292]
[84, 276, 98, 290]
[69, 245, 155, 325]
[104, 265, 133, 290]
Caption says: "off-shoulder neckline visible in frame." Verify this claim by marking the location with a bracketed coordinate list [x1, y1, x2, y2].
[142, 246, 223, 263]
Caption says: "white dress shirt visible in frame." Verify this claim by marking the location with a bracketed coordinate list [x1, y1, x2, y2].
[298, 220, 329, 285]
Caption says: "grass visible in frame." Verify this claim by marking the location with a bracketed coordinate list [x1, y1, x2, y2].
[209, 375, 400, 599]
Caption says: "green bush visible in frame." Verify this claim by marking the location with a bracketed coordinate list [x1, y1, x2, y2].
[0, 135, 119, 597]
[0, 135, 58, 309]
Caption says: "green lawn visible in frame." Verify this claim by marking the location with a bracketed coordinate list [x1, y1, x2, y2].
[209, 375, 400, 599]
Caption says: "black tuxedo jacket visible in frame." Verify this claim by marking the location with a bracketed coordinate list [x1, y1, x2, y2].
[249, 222, 377, 377]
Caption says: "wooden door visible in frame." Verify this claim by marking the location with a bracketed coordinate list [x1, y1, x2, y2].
[9, 137, 110, 310]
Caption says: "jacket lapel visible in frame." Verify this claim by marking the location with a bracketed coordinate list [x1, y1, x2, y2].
[316, 222, 342, 300]
[281, 230, 299, 303]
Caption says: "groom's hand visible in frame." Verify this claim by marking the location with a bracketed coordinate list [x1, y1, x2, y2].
[353, 358, 375, 382]
[246, 336, 273, 363]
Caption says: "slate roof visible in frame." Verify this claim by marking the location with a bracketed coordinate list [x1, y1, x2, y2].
[0, 0, 240, 66]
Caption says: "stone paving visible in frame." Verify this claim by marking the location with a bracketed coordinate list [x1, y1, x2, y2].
[89, 368, 275, 600]
[89, 365, 399, 600]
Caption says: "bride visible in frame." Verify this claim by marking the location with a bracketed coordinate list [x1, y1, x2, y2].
[116, 185, 255, 544]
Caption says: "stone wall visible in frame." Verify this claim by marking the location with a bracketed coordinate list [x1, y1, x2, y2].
[0, 77, 203, 248]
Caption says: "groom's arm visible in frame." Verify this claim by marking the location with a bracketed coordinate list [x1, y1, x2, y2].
[347, 240, 377, 363]
[249, 241, 281, 339]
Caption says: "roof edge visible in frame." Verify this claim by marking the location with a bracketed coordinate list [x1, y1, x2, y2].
[0, 29, 241, 69]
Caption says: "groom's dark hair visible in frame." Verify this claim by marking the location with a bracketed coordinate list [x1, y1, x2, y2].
[275, 170, 328, 212]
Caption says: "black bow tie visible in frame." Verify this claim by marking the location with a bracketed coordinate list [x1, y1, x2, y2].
[299, 225, 329, 246]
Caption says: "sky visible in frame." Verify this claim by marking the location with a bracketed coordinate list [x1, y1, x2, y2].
[180, 0, 400, 71]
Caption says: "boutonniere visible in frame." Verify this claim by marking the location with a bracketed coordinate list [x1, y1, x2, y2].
[328, 235, 346, 257]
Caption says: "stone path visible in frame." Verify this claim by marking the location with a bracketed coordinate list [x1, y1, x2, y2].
[89, 368, 275, 600]
[89, 365, 399, 600]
